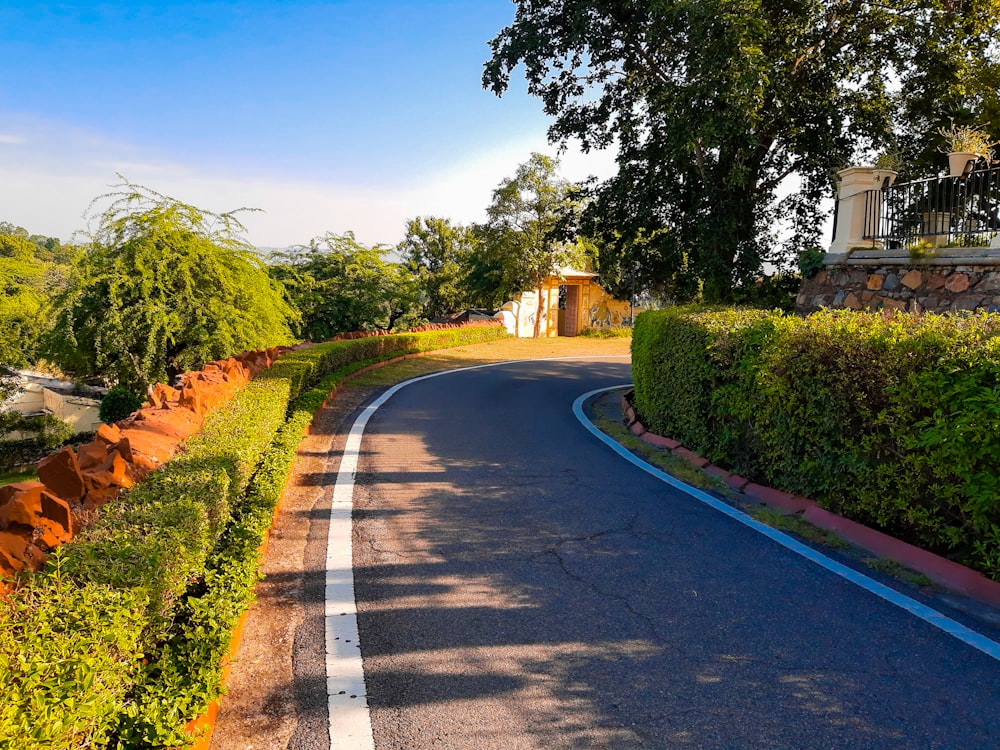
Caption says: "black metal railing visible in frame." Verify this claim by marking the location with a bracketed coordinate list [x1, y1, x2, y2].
[863, 165, 1000, 249]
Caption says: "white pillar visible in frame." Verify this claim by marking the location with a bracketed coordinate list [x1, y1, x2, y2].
[830, 166, 887, 254]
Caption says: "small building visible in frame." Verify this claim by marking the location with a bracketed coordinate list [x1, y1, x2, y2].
[2, 371, 104, 437]
[495, 267, 640, 337]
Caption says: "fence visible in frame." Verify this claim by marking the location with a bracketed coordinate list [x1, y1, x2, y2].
[861, 165, 1000, 249]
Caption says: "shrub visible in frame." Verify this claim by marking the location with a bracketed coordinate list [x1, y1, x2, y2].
[99, 387, 144, 424]
[579, 325, 633, 338]
[0, 323, 510, 749]
[632, 307, 1000, 578]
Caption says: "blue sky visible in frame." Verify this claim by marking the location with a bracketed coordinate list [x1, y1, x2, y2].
[0, 1, 616, 248]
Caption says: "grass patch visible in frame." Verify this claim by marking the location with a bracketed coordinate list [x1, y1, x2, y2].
[747, 507, 853, 551]
[863, 557, 936, 588]
[0, 467, 38, 486]
[589, 410, 726, 493]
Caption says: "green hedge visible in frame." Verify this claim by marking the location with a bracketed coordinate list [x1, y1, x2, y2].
[633, 307, 1000, 578]
[0, 323, 509, 749]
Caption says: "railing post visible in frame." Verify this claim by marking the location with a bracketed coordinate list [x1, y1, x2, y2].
[830, 166, 884, 253]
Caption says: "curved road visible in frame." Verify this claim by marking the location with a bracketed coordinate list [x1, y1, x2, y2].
[341, 358, 1000, 749]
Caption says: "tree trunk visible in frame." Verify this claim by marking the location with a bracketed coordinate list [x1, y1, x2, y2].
[533, 283, 545, 338]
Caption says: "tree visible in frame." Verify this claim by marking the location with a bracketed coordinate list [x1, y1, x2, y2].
[397, 217, 477, 319]
[484, 0, 1000, 302]
[477, 153, 583, 337]
[269, 232, 423, 340]
[45, 180, 298, 393]
[0, 234, 52, 368]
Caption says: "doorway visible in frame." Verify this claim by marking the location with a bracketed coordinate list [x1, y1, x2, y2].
[558, 285, 580, 336]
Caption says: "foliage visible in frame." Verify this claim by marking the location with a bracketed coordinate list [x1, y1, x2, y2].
[579, 325, 633, 339]
[0, 412, 74, 472]
[0, 234, 54, 368]
[797, 247, 826, 278]
[936, 122, 997, 160]
[44, 180, 298, 393]
[729, 273, 800, 312]
[0, 323, 508, 748]
[398, 217, 478, 318]
[469, 154, 584, 333]
[269, 232, 423, 340]
[99, 387, 145, 424]
[632, 307, 1000, 578]
[484, 0, 1000, 301]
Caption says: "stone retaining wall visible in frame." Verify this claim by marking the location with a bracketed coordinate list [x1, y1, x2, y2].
[796, 248, 1000, 314]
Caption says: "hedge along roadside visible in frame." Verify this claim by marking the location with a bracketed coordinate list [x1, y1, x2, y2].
[0, 323, 509, 749]
[632, 307, 1000, 580]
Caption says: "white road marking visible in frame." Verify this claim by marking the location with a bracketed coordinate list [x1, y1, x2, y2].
[325, 356, 629, 748]
[573, 384, 1000, 663]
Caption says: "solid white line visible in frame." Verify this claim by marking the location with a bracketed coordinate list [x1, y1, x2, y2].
[325, 356, 629, 748]
[572, 384, 1000, 663]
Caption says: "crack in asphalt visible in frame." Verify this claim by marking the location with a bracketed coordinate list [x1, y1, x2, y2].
[542, 515, 672, 644]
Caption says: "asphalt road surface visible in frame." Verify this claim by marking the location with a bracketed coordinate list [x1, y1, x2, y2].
[348, 358, 1000, 749]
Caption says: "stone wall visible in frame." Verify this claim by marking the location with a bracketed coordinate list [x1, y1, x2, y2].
[796, 248, 1000, 314]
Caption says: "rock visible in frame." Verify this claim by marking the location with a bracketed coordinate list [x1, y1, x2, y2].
[945, 273, 971, 293]
[96, 423, 123, 445]
[882, 298, 907, 312]
[882, 273, 900, 291]
[77, 441, 109, 471]
[952, 294, 983, 311]
[37, 447, 85, 504]
[901, 270, 923, 290]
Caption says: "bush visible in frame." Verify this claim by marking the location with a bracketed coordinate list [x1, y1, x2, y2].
[632, 307, 1000, 578]
[99, 387, 144, 424]
[579, 325, 633, 338]
[0, 414, 75, 471]
[0, 323, 510, 749]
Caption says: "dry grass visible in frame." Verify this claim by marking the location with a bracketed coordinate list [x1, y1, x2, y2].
[348, 336, 632, 386]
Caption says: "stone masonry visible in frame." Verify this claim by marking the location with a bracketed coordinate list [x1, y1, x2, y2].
[797, 252, 1000, 315]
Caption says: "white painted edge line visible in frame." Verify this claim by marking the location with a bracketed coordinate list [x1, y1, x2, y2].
[325, 356, 630, 748]
[573, 384, 1000, 664]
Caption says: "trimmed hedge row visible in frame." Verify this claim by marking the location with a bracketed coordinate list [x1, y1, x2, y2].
[633, 307, 1000, 579]
[0, 323, 509, 749]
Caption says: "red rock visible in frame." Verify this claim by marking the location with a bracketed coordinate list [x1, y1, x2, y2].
[113, 436, 134, 464]
[37, 447, 85, 503]
[0, 531, 29, 575]
[867, 274, 884, 291]
[96, 423, 123, 444]
[77, 441, 109, 471]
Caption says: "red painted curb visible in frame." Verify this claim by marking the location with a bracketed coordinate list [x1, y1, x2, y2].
[671, 447, 710, 468]
[723, 474, 751, 492]
[803, 506, 1000, 608]
[705, 465, 729, 480]
[640, 432, 681, 450]
[743, 484, 816, 515]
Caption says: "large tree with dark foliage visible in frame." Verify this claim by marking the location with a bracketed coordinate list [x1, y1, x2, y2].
[484, 0, 1000, 301]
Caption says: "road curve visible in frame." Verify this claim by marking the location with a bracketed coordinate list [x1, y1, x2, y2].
[345, 358, 1000, 749]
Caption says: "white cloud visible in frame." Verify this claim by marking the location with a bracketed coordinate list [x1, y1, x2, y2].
[0, 114, 619, 249]
[0, 134, 25, 145]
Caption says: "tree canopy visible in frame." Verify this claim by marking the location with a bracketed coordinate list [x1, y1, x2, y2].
[397, 217, 477, 319]
[468, 153, 589, 334]
[484, 0, 1000, 301]
[45, 181, 298, 393]
[269, 232, 423, 340]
